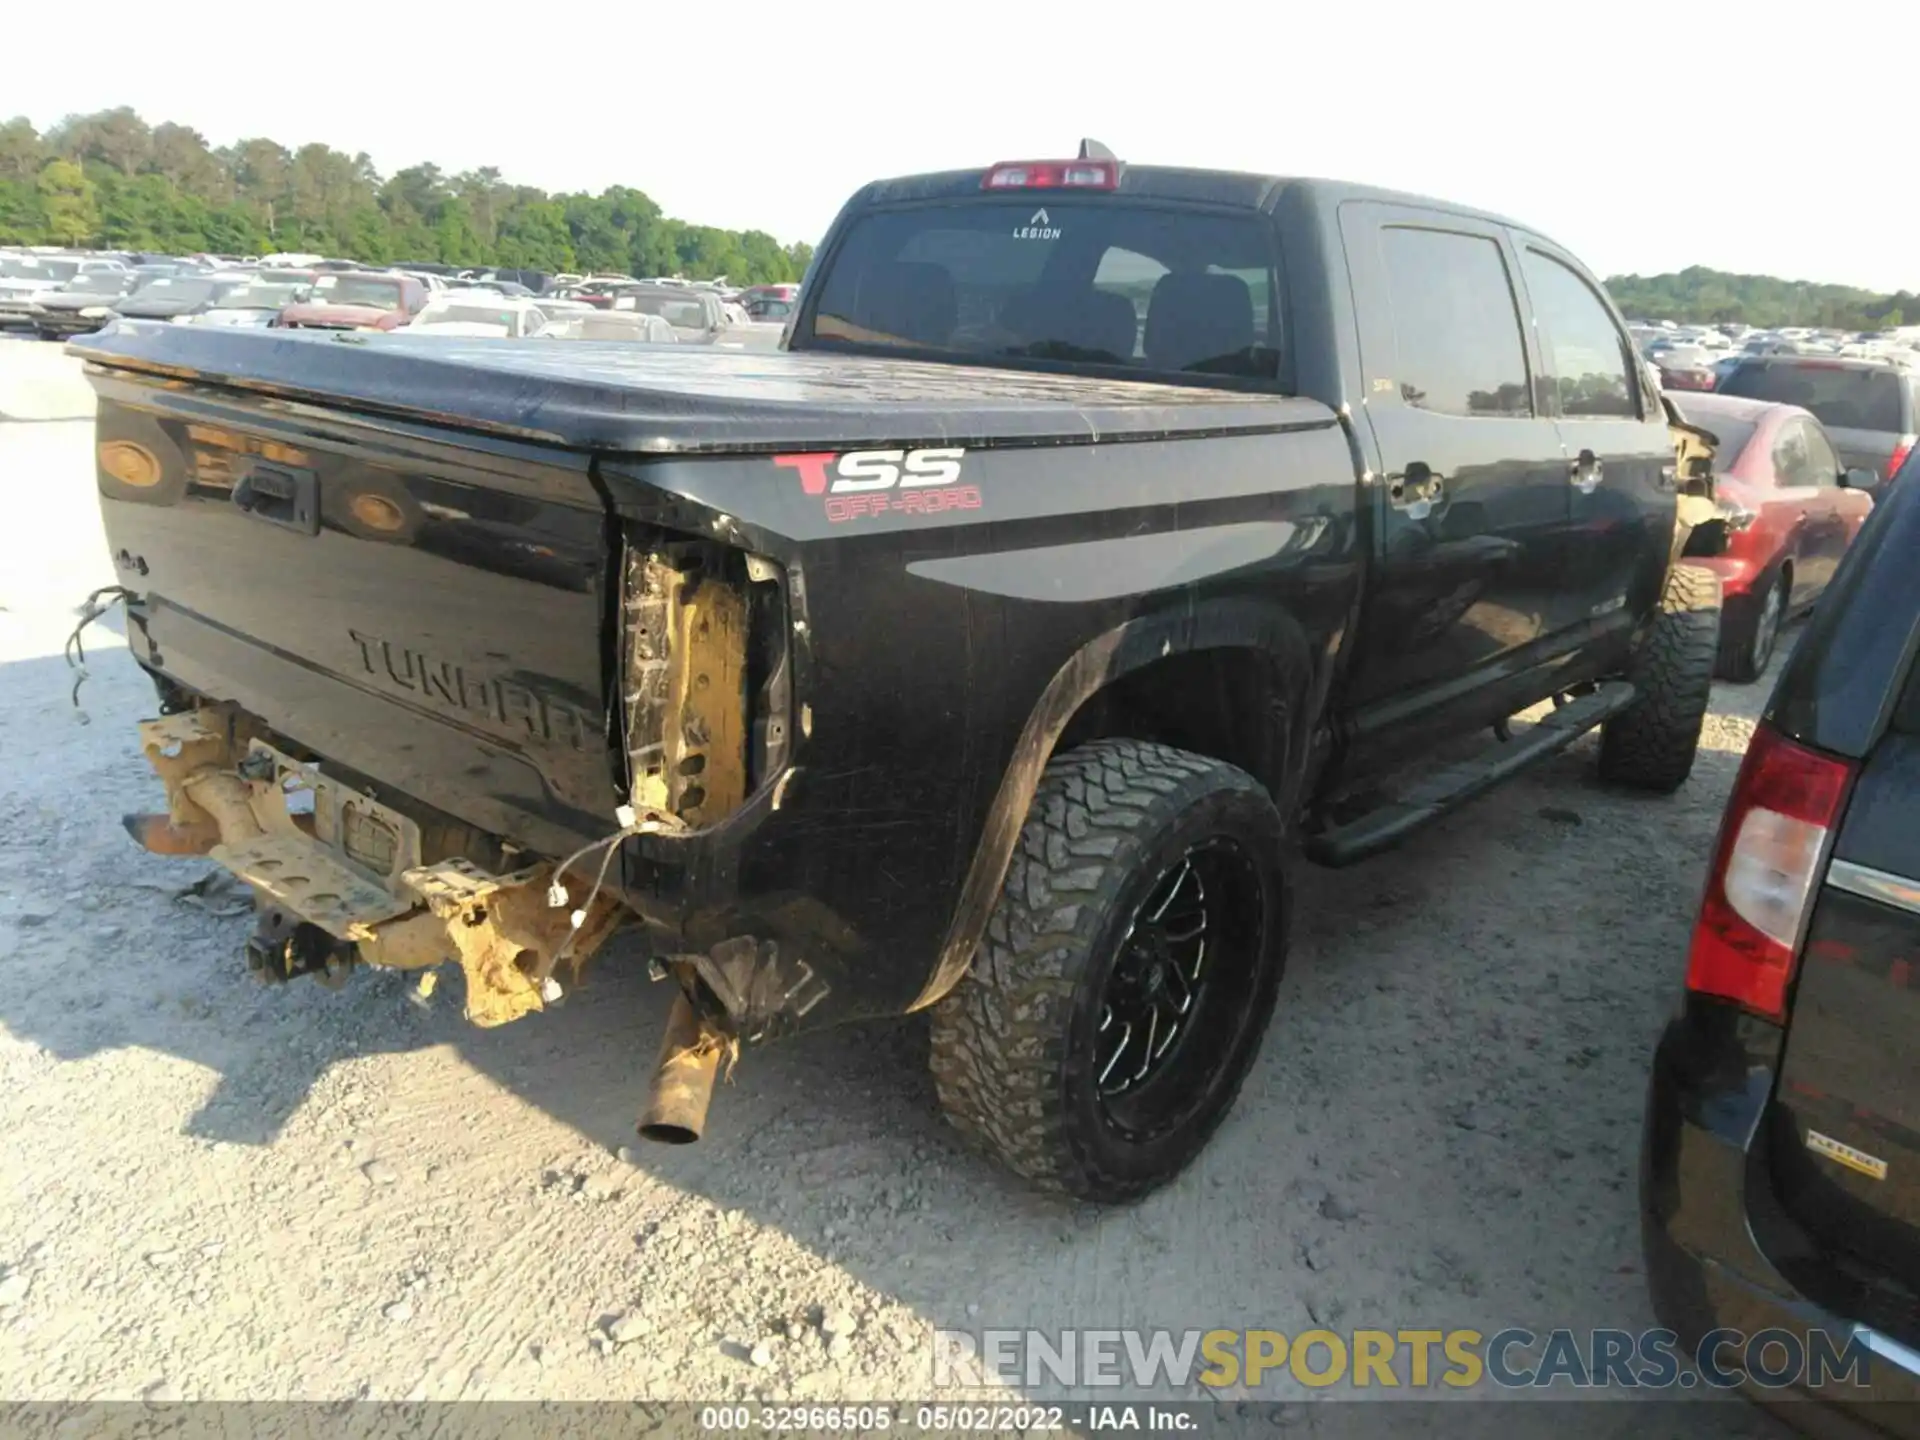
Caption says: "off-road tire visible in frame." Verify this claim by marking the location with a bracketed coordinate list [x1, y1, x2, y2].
[1716, 568, 1786, 684]
[928, 739, 1287, 1203]
[1597, 563, 1722, 793]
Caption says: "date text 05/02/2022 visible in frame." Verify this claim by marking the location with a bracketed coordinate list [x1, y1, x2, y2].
[697, 1403, 1192, 1433]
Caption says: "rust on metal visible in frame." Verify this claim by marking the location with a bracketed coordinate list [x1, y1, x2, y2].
[622, 548, 749, 828]
[355, 857, 625, 1027]
[122, 811, 221, 856]
[636, 990, 731, 1145]
[129, 706, 632, 1028]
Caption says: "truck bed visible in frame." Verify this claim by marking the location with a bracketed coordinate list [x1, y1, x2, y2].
[73, 326, 1346, 888]
[70, 326, 1298, 453]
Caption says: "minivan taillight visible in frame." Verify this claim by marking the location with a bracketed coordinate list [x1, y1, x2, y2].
[1887, 435, 1915, 482]
[1685, 723, 1856, 1020]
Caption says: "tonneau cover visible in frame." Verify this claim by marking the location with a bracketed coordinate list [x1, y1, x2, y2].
[70, 326, 1296, 454]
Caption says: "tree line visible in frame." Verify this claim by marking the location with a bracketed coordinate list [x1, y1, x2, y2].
[0, 109, 813, 284]
[1605, 265, 1915, 331]
[6, 111, 1911, 320]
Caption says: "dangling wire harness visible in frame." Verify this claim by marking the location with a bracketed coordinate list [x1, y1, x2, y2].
[544, 804, 679, 971]
[64, 585, 135, 720]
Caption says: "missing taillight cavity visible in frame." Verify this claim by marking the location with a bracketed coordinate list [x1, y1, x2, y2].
[619, 538, 790, 832]
[1685, 723, 1857, 1020]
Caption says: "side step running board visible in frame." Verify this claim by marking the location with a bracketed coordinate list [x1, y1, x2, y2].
[1306, 681, 1637, 867]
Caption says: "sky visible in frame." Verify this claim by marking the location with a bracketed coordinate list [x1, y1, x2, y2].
[11, 0, 1917, 292]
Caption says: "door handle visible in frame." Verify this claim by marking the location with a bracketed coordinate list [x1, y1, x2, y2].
[1387, 460, 1446, 519]
[232, 461, 320, 536]
[1569, 450, 1604, 494]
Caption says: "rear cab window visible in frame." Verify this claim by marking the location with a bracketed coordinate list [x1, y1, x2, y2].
[799, 198, 1286, 388]
[1719, 361, 1906, 433]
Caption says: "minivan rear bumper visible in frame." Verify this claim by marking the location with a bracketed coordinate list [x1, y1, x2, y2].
[1643, 997, 1920, 1437]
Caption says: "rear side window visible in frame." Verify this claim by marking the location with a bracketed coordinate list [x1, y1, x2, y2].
[803, 200, 1283, 384]
[1719, 362, 1905, 432]
[1376, 226, 1530, 417]
[1520, 250, 1637, 418]
[1773, 420, 1816, 487]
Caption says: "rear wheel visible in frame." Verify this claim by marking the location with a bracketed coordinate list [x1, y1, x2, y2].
[928, 739, 1287, 1202]
[1597, 563, 1721, 793]
[1718, 568, 1787, 683]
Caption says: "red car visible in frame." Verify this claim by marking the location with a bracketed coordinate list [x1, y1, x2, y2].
[274, 272, 430, 331]
[1674, 392, 1877, 680]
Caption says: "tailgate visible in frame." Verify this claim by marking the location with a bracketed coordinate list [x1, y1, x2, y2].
[1772, 727, 1920, 1292]
[88, 366, 619, 860]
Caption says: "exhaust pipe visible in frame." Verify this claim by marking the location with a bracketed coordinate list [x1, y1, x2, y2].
[122, 812, 219, 856]
[637, 991, 724, 1145]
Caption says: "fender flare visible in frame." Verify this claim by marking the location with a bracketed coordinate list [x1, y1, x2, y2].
[908, 598, 1320, 1012]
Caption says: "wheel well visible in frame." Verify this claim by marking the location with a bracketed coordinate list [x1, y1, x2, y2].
[1053, 649, 1290, 798]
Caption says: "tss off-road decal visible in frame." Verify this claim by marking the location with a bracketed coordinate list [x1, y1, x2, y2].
[774, 448, 980, 523]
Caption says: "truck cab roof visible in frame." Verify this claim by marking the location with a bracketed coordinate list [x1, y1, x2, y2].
[847, 163, 1540, 237]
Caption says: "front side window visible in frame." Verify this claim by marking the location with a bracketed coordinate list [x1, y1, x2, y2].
[1521, 249, 1637, 418]
[1376, 226, 1531, 417]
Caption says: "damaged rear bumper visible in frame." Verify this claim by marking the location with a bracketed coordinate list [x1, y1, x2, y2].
[127, 707, 624, 1025]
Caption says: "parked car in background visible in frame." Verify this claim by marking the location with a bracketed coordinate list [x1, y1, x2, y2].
[1719, 356, 1920, 486]
[536, 309, 677, 342]
[1653, 345, 1720, 392]
[111, 275, 251, 324]
[1710, 353, 1748, 385]
[745, 296, 795, 322]
[404, 296, 550, 337]
[610, 283, 731, 342]
[740, 282, 798, 310]
[0, 256, 72, 328]
[528, 297, 593, 322]
[447, 278, 534, 298]
[187, 278, 313, 328]
[275, 271, 430, 331]
[1670, 391, 1877, 679]
[28, 270, 140, 339]
[1642, 449, 1920, 1430]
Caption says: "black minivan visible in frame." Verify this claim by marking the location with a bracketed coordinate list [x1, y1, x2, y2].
[1642, 445, 1920, 1432]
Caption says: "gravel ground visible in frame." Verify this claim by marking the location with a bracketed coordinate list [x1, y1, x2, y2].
[0, 344, 1792, 1434]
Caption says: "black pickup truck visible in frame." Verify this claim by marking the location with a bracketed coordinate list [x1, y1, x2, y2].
[74, 146, 1729, 1202]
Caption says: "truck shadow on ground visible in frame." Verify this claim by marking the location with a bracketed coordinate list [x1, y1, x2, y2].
[0, 635, 1793, 1428]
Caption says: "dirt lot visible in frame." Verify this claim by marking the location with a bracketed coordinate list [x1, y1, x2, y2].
[0, 343, 1788, 1432]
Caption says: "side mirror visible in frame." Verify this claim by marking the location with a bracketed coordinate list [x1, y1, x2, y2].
[1840, 467, 1878, 491]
